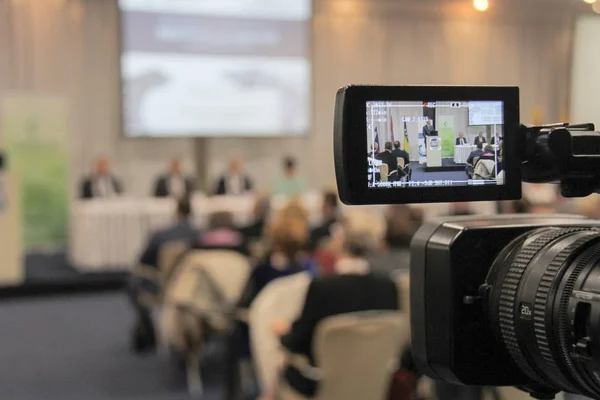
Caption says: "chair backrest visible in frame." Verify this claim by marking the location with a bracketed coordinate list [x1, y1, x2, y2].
[378, 164, 389, 182]
[397, 157, 405, 168]
[472, 156, 480, 167]
[158, 240, 190, 280]
[312, 311, 409, 400]
[474, 159, 496, 179]
[249, 272, 312, 392]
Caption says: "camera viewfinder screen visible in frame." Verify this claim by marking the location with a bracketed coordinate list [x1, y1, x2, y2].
[366, 101, 504, 188]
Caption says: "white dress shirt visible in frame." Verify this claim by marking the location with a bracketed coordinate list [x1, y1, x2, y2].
[458, 137, 467, 145]
[93, 176, 115, 198]
[169, 175, 186, 198]
[226, 174, 244, 195]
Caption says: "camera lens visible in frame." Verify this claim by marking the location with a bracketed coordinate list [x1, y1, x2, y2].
[486, 227, 600, 398]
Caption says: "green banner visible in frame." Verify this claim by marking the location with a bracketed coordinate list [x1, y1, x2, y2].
[438, 115, 455, 158]
[1, 95, 70, 250]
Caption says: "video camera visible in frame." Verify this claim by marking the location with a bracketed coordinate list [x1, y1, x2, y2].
[334, 86, 600, 399]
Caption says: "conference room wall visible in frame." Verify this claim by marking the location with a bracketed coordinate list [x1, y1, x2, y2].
[369, 105, 424, 157]
[0, 0, 579, 198]
[435, 102, 469, 144]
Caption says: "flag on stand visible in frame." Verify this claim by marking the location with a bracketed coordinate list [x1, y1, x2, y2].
[374, 126, 380, 154]
[403, 121, 409, 151]
[390, 113, 395, 144]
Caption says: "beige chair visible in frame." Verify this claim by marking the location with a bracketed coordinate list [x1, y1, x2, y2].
[397, 157, 405, 168]
[474, 159, 496, 180]
[279, 311, 409, 400]
[249, 272, 313, 393]
[377, 164, 389, 182]
[158, 240, 190, 281]
[161, 250, 252, 398]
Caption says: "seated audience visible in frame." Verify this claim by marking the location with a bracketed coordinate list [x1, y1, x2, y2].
[391, 141, 410, 167]
[240, 194, 271, 239]
[308, 191, 339, 251]
[80, 156, 123, 199]
[153, 157, 194, 198]
[465, 142, 484, 178]
[238, 216, 316, 310]
[367, 205, 422, 276]
[376, 142, 399, 180]
[272, 157, 308, 197]
[193, 211, 249, 255]
[214, 158, 254, 196]
[267, 219, 399, 398]
[129, 196, 201, 352]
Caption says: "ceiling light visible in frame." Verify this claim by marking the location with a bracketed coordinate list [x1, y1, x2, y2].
[474, 0, 489, 12]
[584, 0, 597, 4]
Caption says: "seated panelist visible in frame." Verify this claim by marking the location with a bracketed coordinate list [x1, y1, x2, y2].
[80, 157, 123, 199]
[214, 158, 253, 196]
[455, 132, 468, 146]
[153, 158, 194, 198]
[474, 131, 487, 146]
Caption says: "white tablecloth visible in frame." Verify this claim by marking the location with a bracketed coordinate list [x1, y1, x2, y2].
[70, 192, 325, 271]
[454, 145, 475, 164]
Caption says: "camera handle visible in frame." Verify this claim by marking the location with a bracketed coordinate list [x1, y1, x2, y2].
[522, 123, 600, 198]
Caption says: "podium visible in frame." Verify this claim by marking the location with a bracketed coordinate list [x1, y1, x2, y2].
[426, 136, 442, 167]
[0, 173, 24, 285]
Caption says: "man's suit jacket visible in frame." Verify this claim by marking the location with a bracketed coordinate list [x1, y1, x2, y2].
[491, 136, 503, 145]
[466, 149, 484, 165]
[139, 220, 201, 269]
[153, 174, 194, 198]
[474, 136, 487, 146]
[214, 174, 253, 195]
[423, 124, 435, 137]
[280, 273, 399, 396]
[455, 137, 468, 146]
[391, 149, 410, 167]
[308, 218, 337, 251]
[375, 151, 398, 174]
[80, 175, 123, 199]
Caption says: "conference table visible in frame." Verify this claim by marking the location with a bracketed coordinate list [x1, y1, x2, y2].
[70, 192, 324, 272]
[454, 145, 475, 164]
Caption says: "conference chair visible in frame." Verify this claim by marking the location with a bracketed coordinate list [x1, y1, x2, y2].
[249, 272, 313, 393]
[278, 311, 409, 400]
[397, 158, 405, 169]
[474, 159, 496, 180]
[377, 164, 389, 182]
[161, 250, 252, 398]
[158, 240, 190, 282]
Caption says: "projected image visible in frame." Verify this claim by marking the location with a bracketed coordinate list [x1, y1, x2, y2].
[119, 0, 311, 137]
[366, 101, 504, 188]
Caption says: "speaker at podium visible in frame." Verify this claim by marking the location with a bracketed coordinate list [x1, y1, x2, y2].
[0, 151, 24, 286]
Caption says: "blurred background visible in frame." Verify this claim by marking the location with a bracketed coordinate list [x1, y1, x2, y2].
[0, 0, 599, 399]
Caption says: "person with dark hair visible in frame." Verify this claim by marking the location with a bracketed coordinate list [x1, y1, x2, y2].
[308, 191, 339, 251]
[153, 157, 194, 198]
[391, 141, 410, 167]
[272, 156, 308, 197]
[240, 194, 271, 239]
[376, 142, 399, 180]
[130, 196, 201, 352]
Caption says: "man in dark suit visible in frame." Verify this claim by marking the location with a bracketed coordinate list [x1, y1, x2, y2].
[423, 119, 435, 139]
[391, 141, 410, 167]
[375, 142, 399, 180]
[466, 142, 485, 178]
[80, 157, 123, 199]
[491, 132, 503, 145]
[240, 194, 270, 239]
[474, 132, 487, 146]
[455, 132, 468, 146]
[153, 158, 194, 198]
[271, 229, 399, 397]
[214, 158, 253, 196]
[308, 191, 339, 251]
[130, 196, 201, 352]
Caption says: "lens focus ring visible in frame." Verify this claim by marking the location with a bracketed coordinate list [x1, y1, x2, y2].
[498, 228, 584, 387]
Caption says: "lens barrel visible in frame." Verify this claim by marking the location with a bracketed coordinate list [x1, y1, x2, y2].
[487, 227, 600, 398]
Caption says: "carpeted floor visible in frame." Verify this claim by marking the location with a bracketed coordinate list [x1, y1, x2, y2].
[0, 293, 225, 400]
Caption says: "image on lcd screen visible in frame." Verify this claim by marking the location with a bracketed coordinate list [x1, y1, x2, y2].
[366, 100, 504, 188]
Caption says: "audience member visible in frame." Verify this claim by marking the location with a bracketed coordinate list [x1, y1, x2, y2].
[466, 142, 484, 165]
[479, 145, 496, 161]
[129, 196, 200, 352]
[80, 156, 123, 199]
[376, 142, 399, 180]
[272, 157, 308, 197]
[267, 218, 399, 398]
[153, 157, 194, 198]
[240, 194, 271, 239]
[368, 142, 379, 157]
[391, 141, 410, 167]
[214, 158, 254, 196]
[474, 131, 487, 146]
[193, 211, 249, 255]
[367, 205, 422, 276]
[308, 191, 339, 251]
